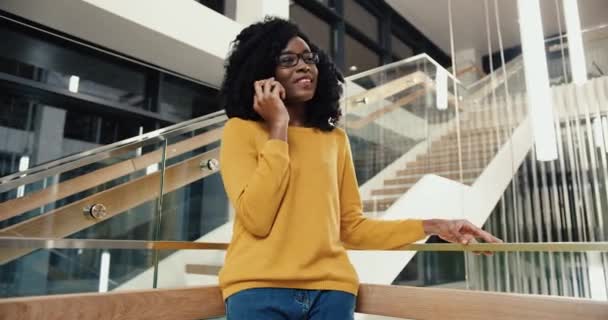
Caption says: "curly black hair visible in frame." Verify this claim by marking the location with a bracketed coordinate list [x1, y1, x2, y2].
[219, 16, 344, 132]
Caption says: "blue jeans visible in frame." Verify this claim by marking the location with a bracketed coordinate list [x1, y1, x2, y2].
[225, 288, 356, 320]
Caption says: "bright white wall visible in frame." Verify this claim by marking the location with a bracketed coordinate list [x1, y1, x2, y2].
[0, 0, 243, 86]
[235, 0, 289, 26]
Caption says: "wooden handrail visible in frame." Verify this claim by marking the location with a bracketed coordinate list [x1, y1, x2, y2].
[344, 71, 427, 109]
[344, 71, 460, 131]
[345, 88, 427, 130]
[0, 147, 220, 265]
[456, 64, 486, 78]
[185, 264, 222, 275]
[356, 284, 608, 319]
[2, 284, 606, 320]
[0, 128, 223, 223]
[0, 286, 225, 320]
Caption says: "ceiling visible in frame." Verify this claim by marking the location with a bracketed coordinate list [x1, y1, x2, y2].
[387, 0, 608, 57]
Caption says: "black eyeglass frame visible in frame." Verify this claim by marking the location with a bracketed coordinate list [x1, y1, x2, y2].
[276, 52, 320, 68]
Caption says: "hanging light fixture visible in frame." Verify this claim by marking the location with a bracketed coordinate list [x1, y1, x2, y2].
[436, 67, 448, 110]
[98, 250, 111, 292]
[16, 155, 30, 198]
[69, 75, 80, 93]
[517, 0, 558, 161]
[562, 0, 587, 86]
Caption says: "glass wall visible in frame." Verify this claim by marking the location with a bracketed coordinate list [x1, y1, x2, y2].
[343, 0, 379, 42]
[289, 0, 451, 74]
[344, 34, 380, 75]
[0, 16, 221, 177]
[0, 12, 227, 297]
[289, 3, 333, 56]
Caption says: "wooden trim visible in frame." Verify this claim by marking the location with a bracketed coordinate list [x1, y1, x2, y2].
[2, 284, 607, 320]
[185, 264, 222, 275]
[456, 64, 486, 78]
[356, 284, 608, 320]
[345, 71, 426, 108]
[0, 286, 225, 320]
[1, 237, 606, 253]
[0, 128, 223, 223]
[346, 88, 426, 129]
[0, 148, 220, 265]
[344, 72, 460, 130]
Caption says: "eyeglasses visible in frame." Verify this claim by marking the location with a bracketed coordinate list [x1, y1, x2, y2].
[276, 52, 320, 68]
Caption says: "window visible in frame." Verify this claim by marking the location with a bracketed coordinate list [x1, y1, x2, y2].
[345, 34, 380, 76]
[160, 74, 220, 120]
[0, 23, 146, 109]
[315, 0, 333, 7]
[290, 3, 332, 55]
[344, 0, 378, 42]
[194, 0, 225, 14]
[392, 34, 414, 60]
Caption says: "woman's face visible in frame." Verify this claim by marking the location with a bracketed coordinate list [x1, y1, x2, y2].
[274, 36, 319, 104]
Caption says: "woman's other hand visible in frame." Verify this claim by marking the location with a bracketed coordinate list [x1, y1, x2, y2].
[422, 219, 502, 255]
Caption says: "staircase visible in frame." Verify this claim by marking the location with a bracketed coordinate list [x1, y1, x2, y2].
[360, 97, 527, 217]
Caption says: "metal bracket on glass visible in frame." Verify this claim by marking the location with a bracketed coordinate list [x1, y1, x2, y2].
[83, 203, 107, 220]
[201, 158, 219, 171]
[356, 97, 369, 105]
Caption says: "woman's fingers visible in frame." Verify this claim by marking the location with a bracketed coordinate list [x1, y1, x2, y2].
[262, 78, 274, 98]
[254, 80, 264, 102]
[253, 98, 260, 113]
[465, 221, 502, 243]
[271, 81, 286, 100]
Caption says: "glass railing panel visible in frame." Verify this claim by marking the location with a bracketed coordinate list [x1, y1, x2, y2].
[466, 250, 608, 300]
[156, 120, 228, 243]
[389, 239, 608, 301]
[0, 133, 172, 246]
[0, 143, 168, 295]
[393, 245, 466, 289]
[0, 110, 226, 188]
[0, 246, 156, 298]
[155, 248, 223, 295]
[424, 79, 467, 184]
[342, 55, 440, 217]
[583, 25, 608, 80]
[0, 112, 227, 297]
[0, 112, 227, 239]
[547, 25, 608, 85]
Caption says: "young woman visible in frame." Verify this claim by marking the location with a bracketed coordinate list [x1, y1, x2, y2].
[218, 17, 500, 320]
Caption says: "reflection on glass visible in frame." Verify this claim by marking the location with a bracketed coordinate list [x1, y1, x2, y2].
[343, 0, 378, 42]
[290, 3, 332, 55]
[160, 74, 221, 120]
[0, 23, 146, 108]
[344, 35, 380, 76]
[392, 34, 413, 60]
[0, 248, 156, 297]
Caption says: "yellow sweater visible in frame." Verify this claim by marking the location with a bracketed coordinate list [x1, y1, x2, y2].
[218, 118, 426, 299]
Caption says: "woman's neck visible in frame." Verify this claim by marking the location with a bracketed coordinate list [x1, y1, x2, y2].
[286, 102, 307, 127]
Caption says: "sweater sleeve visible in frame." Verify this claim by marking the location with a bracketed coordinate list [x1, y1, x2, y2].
[339, 132, 427, 249]
[219, 119, 290, 238]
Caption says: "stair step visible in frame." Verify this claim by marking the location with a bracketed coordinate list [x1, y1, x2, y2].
[363, 197, 399, 212]
[395, 168, 482, 178]
[397, 167, 485, 176]
[371, 186, 408, 196]
[407, 156, 492, 166]
[435, 133, 505, 140]
[424, 146, 499, 155]
[441, 128, 510, 135]
[414, 153, 493, 161]
[417, 150, 495, 160]
[432, 136, 502, 143]
[399, 162, 489, 172]
[385, 171, 480, 185]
